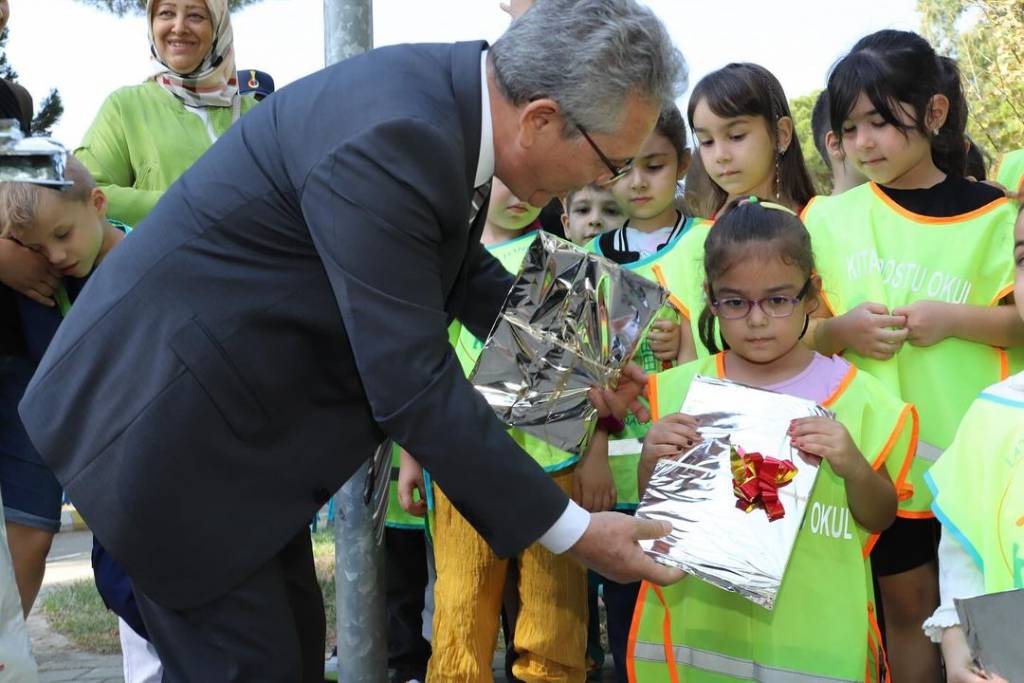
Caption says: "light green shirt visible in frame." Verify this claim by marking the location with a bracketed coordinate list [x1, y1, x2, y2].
[75, 80, 258, 226]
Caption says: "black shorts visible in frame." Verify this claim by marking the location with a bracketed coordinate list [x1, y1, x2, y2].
[870, 516, 941, 577]
[0, 356, 62, 533]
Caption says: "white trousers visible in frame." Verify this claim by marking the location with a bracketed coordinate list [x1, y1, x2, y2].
[118, 617, 163, 683]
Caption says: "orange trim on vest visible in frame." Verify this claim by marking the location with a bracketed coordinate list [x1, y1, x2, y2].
[652, 584, 682, 683]
[799, 196, 819, 222]
[823, 364, 858, 408]
[652, 264, 690, 321]
[649, 376, 661, 423]
[862, 403, 917, 558]
[869, 182, 1010, 225]
[715, 352, 726, 378]
[999, 348, 1009, 380]
[626, 581, 648, 683]
[895, 406, 933, 519]
[867, 603, 891, 683]
[992, 283, 1015, 305]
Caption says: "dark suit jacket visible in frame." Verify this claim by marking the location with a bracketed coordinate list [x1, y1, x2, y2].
[19, 41, 569, 609]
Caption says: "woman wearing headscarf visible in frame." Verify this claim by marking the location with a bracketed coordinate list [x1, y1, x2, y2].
[76, 0, 257, 226]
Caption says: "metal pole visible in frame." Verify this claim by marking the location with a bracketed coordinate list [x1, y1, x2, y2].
[324, 2, 385, 681]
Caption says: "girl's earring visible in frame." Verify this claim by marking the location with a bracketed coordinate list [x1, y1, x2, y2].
[774, 153, 782, 201]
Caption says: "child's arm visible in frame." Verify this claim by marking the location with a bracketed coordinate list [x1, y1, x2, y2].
[638, 413, 701, 496]
[808, 303, 908, 359]
[572, 428, 616, 512]
[676, 321, 697, 365]
[893, 300, 1024, 349]
[648, 319, 681, 362]
[396, 448, 427, 517]
[789, 417, 896, 532]
[0, 239, 59, 306]
[941, 627, 1007, 683]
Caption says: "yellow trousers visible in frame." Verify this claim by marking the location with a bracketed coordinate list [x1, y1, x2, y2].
[426, 469, 587, 683]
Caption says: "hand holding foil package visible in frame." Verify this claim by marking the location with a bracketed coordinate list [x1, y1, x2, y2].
[637, 375, 830, 609]
[470, 233, 667, 454]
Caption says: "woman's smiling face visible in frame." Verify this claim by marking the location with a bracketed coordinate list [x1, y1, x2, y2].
[152, 1, 214, 75]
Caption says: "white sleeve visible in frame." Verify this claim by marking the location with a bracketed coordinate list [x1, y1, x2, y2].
[537, 500, 591, 554]
[922, 528, 986, 643]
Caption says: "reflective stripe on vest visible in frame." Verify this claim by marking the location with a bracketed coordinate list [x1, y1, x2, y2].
[915, 440, 943, 463]
[608, 438, 642, 457]
[631, 640, 859, 683]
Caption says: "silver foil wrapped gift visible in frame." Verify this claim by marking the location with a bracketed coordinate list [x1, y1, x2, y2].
[470, 232, 667, 455]
[0, 121, 73, 189]
[637, 375, 830, 609]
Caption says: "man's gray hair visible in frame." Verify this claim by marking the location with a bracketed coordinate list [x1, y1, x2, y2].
[489, 0, 687, 136]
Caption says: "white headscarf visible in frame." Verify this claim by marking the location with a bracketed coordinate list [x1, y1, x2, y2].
[147, 0, 238, 108]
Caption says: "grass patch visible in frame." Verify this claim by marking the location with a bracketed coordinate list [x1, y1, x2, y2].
[41, 531, 339, 656]
[40, 579, 120, 654]
[313, 529, 336, 650]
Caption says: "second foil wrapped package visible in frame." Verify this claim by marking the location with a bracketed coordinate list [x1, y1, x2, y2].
[470, 232, 667, 455]
[637, 375, 830, 609]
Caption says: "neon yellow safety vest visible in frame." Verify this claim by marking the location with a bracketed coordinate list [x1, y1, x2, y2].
[803, 182, 1016, 517]
[995, 149, 1024, 195]
[927, 374, 1024, 592]
[629, 353, 917, 683]
[586, 217, 711, 508]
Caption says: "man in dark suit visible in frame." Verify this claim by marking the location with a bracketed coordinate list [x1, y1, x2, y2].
[18, 1, 686, 679]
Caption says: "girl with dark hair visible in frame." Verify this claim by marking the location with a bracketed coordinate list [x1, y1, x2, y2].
[580, 104, 703, 682]
[803, 29, 1024, 681]
[685, 63, 816, 218]
[628, 198, 913, 682]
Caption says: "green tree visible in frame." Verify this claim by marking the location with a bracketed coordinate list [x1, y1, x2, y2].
[0, 28, 64, 136]
[75, 0, 264, 14]
[789, 90, 832, 195]
[918, 0, 1024, 166]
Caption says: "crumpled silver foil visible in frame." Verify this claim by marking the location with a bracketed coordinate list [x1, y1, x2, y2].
[471, 232, 667, 454]
[0, 121, 72, 189]
[637, 375, 830, 609]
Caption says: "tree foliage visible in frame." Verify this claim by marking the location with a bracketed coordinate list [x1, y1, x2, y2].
[0, 28, 64, 136]
[74, 0, 264, 15]
[789, 90, 833, 196]
[919, 0, 1024, 164]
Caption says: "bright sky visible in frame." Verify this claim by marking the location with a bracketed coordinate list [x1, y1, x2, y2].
[10, 0, 921, 147]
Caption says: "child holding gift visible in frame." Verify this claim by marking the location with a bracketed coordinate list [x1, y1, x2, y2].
[628, 198, 915, 682]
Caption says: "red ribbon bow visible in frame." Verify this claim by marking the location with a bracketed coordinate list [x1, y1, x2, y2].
[730, 446, 798, 522]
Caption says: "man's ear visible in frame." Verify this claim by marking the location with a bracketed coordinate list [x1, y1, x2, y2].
[518, 97, 563, 148]
[775, 116, 794, 154]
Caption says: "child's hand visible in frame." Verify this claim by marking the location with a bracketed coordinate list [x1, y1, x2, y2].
[499, 0, 534, 19]
[397, 448, 427, 517]
[892, 300, 953, 348]
[0, 239, 59, 306]
[640, 413, 701, 462]
[788, 417, 866, 480]
[572, 432, 616, 512]
[834, 301, 907, 359]
[648, 319, 682, 361]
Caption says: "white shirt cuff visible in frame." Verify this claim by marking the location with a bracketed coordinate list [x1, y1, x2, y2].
[537, 500, 591, 554]
[923, 528, 986, 642]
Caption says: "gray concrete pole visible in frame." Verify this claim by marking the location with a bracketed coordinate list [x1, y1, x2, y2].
[324, 2, 387, 681]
